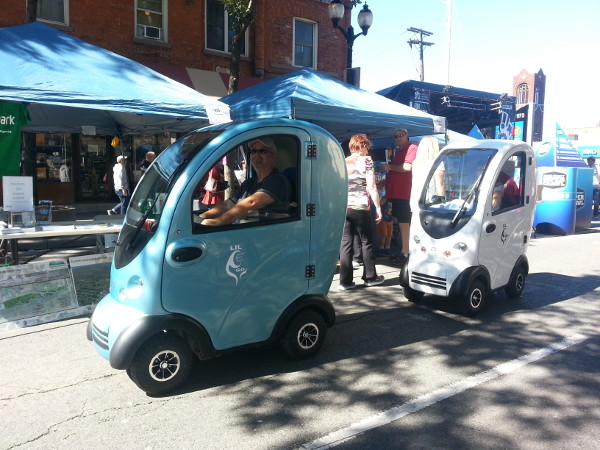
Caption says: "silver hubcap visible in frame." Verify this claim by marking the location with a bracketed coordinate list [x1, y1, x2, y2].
[149, 350, 181, 382]
[297, 323, 319, 350]
[515, 274, 524, 292]
[470, 288, 482, 309]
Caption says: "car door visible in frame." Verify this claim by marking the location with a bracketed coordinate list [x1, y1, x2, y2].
[160, 128, 311, 350]
[478, 150, 532, 289]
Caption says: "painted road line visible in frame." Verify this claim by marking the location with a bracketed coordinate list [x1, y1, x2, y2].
[300, 334, 587, 450]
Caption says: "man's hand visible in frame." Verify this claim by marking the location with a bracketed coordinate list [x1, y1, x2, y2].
[200, 218, 220, 226]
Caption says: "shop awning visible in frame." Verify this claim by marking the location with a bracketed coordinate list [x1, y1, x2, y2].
[144, 62, 265, 99]
[0, 23, 230, 136]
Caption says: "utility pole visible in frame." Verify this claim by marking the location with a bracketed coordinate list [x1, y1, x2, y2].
[407, 27, 434, 82]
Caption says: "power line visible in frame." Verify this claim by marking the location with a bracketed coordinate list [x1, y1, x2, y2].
[407, 27, 434, 82]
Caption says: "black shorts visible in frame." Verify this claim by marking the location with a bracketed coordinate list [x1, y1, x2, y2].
[390, 199, 411, 222]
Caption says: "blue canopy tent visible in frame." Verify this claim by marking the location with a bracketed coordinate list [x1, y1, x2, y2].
[220, 68, 445, 141]
[0, 23, 230, 136]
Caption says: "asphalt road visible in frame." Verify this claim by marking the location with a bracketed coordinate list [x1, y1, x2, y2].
[1, 229, 599, 449]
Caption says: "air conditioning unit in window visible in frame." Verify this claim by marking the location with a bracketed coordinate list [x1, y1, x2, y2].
[138, 25, 162, 40]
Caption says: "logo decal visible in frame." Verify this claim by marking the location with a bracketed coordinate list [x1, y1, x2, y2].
[542, 171, 567, 189]
[501, 224, 508, 245]
[226, 245, 247, 285]
[576, 187, 585, 210]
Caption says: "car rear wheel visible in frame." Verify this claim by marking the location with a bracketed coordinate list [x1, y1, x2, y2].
[281, 310, 326, 359]
[128, 333, 193, 395]
[458, 279, 487, 316]
[505, 265, 526, 298]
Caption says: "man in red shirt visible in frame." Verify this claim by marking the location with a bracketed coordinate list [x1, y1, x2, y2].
[381, 129, 418, 266]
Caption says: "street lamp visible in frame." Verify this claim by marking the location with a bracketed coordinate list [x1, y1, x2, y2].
[328, 0, 373, 86]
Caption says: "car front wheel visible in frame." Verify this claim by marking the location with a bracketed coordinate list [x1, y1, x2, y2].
[458, 279, 487, 316]
[128, 333, 193, 395]
[403, 285, 425, 303]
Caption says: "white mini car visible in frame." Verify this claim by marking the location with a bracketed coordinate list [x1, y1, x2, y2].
[399, 140, 537, 315]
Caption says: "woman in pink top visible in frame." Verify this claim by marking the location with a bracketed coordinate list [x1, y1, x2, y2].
[338, 134, 385, 290]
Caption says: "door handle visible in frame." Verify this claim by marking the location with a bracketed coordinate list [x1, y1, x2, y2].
[171, 246, 203, 262]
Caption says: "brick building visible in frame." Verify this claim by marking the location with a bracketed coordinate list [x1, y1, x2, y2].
[1, 0, 349, 95]
[512, 68, 546, 144]
[0, 0, 352, 203]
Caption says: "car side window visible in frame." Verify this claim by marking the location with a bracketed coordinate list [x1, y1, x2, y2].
[491, 152, 525, 214]
[191, 135, 300, 232]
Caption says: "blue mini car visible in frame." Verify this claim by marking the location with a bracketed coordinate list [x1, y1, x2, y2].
[87, 119, 348, 395]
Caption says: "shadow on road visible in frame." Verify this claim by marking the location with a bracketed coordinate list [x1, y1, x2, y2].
[167, 271, 599, 405]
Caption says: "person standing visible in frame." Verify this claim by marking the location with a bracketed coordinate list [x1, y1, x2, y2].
[411, 135, 445, 207]
[338, 134, 385, 290]
[381, 128, 418, 267]
[140, 151, 156, 174]
[107, 155, 130, 215]
[201, 163, 226, 206]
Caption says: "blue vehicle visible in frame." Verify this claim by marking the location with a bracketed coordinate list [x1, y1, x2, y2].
[87, 119, 348, 395]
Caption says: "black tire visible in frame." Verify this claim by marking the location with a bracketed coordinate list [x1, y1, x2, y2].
[403, 285, 425, 303]
[458, 279, 487, 316]
[505, 265, 526, 298]
[128, 333, 193, 395]
[281, 310, 326, 359]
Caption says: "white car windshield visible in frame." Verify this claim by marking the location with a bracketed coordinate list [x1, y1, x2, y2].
[421, 148, 497, 215]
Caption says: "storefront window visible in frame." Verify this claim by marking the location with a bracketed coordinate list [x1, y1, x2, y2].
[80, 135, 110, 200]
[132, 134, 173, 183]
[33, 132, 174, 203]
[36, 133, 72, 182]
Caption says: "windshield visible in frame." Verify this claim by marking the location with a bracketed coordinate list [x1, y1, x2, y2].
[114, 130, 222, 269]
[420, 148, 497, 215]
[125, 130, 222, 231]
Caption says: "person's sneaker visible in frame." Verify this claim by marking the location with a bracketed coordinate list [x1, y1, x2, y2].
[338, 282, 356, 291]
[352, 260, 363, 268]
[106, 209, 115, 215]
[364, 275, 385, 287]
[390, 254, 407, 267]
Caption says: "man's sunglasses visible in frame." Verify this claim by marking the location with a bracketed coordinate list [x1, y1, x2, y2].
[394, 133, 407, 139]
[250, 148, 273, 154]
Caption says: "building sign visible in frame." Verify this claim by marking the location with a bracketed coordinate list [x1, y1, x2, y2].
[578, 145, 600, 157]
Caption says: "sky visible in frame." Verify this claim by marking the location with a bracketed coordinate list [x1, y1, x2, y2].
[350, 0, 600, 138]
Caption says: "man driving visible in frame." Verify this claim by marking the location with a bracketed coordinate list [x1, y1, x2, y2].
[199, 137, 291, 226]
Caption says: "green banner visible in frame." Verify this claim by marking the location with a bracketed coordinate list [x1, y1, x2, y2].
[0, 102, 30, 177]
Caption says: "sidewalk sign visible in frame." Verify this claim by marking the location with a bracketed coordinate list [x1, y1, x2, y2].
[0, 260, 78, 331]
[2, 176, 34, 212]
[0, 252, 114, 331]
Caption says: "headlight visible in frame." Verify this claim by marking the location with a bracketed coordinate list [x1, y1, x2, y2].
[454, 242, 468, 252]
[118, 276, 144, 301]
[442, 242, 468, 258]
